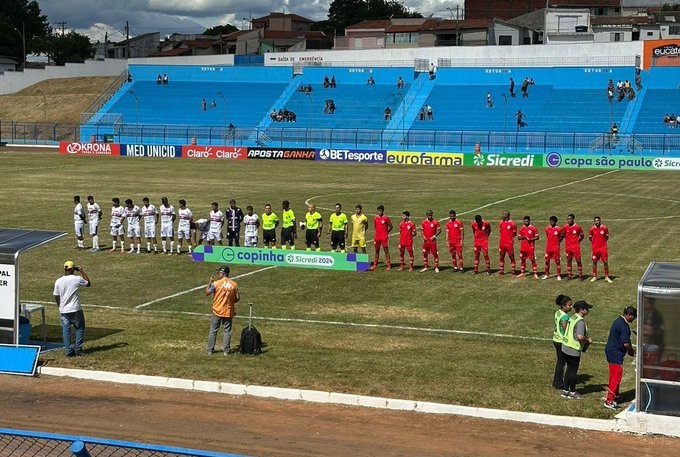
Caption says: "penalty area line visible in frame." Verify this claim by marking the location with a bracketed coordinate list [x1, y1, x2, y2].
[134, 265, 277, 309]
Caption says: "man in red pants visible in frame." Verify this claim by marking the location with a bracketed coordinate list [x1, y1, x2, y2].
[604, 307, 637, 409]
[420, 209, 441, 272]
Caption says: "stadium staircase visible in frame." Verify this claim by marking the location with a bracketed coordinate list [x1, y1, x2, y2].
[383, 73, 435, 147]
[249, 77, 302, 145]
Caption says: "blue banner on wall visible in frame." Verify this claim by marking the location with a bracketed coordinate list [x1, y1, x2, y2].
[315, 148, 386, 163]
[120, 144, 182, 158]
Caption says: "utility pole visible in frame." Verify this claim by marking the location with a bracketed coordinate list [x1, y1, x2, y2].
[55, 21, 67, 35]
[125, 21, 130, 58]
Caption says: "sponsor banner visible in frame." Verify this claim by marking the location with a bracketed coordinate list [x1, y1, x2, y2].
[465, 153, 542, 168]
[191, 245, 370, 272]
[316, 148, 386, 163]
[643, 39, 680, 69]
[386, 151, 464, 166]
[0, 264, 15, 320]
[545, 152, 656, 170]
[121, 144, 182, 158]
[247, 148, 315, 160]
[653, 157, 680, 170]
[59, 142, 120, 156]
[182, 145, 247, 160]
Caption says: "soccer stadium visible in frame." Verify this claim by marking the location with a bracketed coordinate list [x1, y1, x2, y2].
[2, 7, 680, 457]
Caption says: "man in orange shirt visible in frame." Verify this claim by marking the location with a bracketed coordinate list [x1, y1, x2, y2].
[206, 265, 240, 355]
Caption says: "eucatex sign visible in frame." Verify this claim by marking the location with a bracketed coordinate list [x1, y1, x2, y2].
[653, 44, 680, 57]
[191, 245, 370, 272]
[121, 144, 181, 158]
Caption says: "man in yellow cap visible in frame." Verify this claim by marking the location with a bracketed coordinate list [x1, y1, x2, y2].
[53, 261, 91, 357]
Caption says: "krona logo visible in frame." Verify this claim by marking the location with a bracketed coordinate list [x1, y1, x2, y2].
[66, 143, 112, 154]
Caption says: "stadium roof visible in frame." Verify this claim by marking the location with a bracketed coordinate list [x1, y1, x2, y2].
[0, 229, 65, 264]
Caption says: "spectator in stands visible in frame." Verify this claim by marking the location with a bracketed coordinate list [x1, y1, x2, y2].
[228, 123, 235, 139]
[419, 107, 425, 121]
[163, 74, 169, 85]
[426, 104, 433, 120]
[521, 78, 530, 98]
[616, 80, 623, 91]
[607, 79, 615, 92]
[607, 87, 613, 104]
[270, 109, 277, 121]
[330, 76, 337, 88]
[610, 123, 619, 139]
[201, 98, 207, 111]
[617, 86, 625, 103]
[384, 107, 392, 121]
[127, 72, 133, 83]
[210, 100, 217, 109]
[635, 70, 642, 91]
[429, 63, 436, 79]
[329, 100, 335, 114]
[323, 76, 330, 88]
[509, 78, 515, 97]
[627, 88, 635, 101]
[670, 114, 677, 129]
[324, 100, 336, 115]
[486, 92, 493, 108]
[397, 76, 404, 89]
[515, 110, 526, 130]
[157, 74, 162, 85]
[367, 76, 375, 86]
[624, 80, 631, 92]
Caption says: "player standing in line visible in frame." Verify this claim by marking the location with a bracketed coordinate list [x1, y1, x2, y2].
[225, 199, 244, 247]
[420, 209, 441, 273]
[110, 197, 126, 253]
[589, 216, 612, 283]
[370, 205, 393, 270]
[124, 198, 142, 254]
[261, 204, 279, 248]
[207, 202, 224, 247]
[141, 197, 158, 254]
[304, 203, 323, 251]
[177, 199, 193, 254]
[543, 216, 564, 280]
[351, 204, 369, 254]
[328, 203, 348, 253]
[498, 210, 517, 276]
[471, 214, 492, 275]
[280, 200, 296, 249]
[563, 213, 584, 280]
[446, 210, 464, 272]
[517, 215, 540, 279]
[73, 196, 86, 250]
[86, 196, 102, 252]
[398, 211, 416, 271]
[242, 206, 260, 247]
[159, 197, 176, 254]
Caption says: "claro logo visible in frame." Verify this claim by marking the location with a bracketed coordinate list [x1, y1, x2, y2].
[181, 146, 246, 159]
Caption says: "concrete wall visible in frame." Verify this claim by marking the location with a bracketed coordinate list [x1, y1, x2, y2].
[0, 59, 128, 95]
[130, 55, 235, 66]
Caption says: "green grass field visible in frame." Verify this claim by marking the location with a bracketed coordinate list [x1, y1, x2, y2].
[4, 149, 680, 419]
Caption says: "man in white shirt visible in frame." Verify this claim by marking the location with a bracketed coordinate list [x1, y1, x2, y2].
[177, 199, 193, 254]
[141, 197, 158, 254]
[124, 198, 142, 254]
[53, 261, 91, 357]
[208, 202, 224, 246]
[243, 205, 260, 247]
[86, 196, 102, 252]
[73, 195, 85, 250]
[159, 196, 176, 254]
[110, 197, 126, 253]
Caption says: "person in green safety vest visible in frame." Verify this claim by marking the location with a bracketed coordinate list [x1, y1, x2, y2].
[552, 294, 573, 390]
[561, 300, 593, 400]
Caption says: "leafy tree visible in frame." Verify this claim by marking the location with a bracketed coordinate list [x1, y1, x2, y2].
[204, 24, 238, 36]
[323, 0, 421, 36]
[38, 31, 94, 66]
[0, 0, 50, 67]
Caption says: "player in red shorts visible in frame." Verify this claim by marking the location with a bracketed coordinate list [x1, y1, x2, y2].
[542, 215, 564, 280]
[398, 211, 416, 271]
[517, 215, 540, 279]
[498, 210, 517, 276]
[446, 210, 464, 272]
[471, 214, 491, 274]
[370, 205, 393, 270]
[589, 216, 612, 283]
[563, 213, 584, 280]
[420, 209, 441, 272]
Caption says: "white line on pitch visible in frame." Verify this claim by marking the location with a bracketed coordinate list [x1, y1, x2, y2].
[134, 266, 277, 309]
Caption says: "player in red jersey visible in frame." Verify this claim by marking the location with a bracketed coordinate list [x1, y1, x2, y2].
[589, 216, 612, 283]
[517, 215, 540, 279]
[542, 215, 564, 280]
[370, 205, 393, 271]
[563, 213, 584, 280]
[471, 214, 491, 274]
[398, 211, 416, 271]
[420, 209, 441, 272]
[446, 210, 464, 272]
[498, 210, 517, 276]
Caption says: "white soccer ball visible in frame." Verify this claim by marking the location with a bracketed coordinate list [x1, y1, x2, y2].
[299, 221, 306, 230]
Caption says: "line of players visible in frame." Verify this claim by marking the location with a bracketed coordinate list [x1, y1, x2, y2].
[72, 196, 611, 282]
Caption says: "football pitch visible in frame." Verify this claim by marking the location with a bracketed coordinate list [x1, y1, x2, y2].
[5, 150, 680, 419]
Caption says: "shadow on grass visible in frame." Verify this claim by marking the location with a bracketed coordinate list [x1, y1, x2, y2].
[39, 324, 124, 344]
[82, 342, 129, 355]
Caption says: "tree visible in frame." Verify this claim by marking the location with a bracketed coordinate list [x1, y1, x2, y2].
[204, 24, 238, 36]
[322, 0, 421, 36]
[0, 0, 50, 67]
[38, 31, 94, 66]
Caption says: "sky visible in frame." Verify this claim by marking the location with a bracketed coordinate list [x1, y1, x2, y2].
[38, 0, 465, 43]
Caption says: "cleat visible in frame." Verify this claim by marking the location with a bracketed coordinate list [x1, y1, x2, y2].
[605, 276, 613, 283]
[533, 273, 539, 279]
[541, 274, 549, 280]
[420, 267, 428, 273]
[408, 267, 413, 272]
[556, 275, 562, 281]
[434, 267, 440, 273]
[603, 401, 618, 410]
[398, 266, 404, 271]
[369, 264, 377, 271]
[568, 391, 583, 400]
[590, 276, 597, 282]
[385, 265, 391, 271]
[486, 271, 492, 275]
[497, 271, 505, 276]
[560, 390, 570, 398]
[515, 272, 526, 278]
[452, 266, 458, 271]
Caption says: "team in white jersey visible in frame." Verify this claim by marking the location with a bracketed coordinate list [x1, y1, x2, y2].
[141, 197, 159, 253]
[124, 198, 142, 253]
[110, 197, 126, 252]
[208, 202, 224, 245]
[177, 199, 193, 254]
[159, 197, 176, 254]
[243, 205, 260, 247]
[73, 195, 86, 249]
[86, 195, 102, 251]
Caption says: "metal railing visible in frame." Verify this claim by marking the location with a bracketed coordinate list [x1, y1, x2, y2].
[80, 70, 129, 124]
